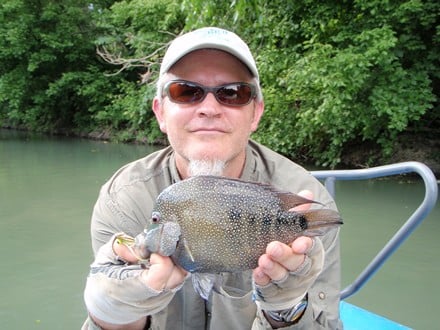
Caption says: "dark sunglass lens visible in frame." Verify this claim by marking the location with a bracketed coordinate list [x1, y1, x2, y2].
[168, 82, 204, 103]
[217, 84, 253, 105]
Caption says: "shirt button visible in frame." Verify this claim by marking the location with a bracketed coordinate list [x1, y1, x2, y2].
[318, 292, 326, 300]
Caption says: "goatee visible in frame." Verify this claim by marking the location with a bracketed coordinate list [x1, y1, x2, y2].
[188, 159, 226, 177]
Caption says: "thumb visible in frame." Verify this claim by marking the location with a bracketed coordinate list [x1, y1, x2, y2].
[112, 234, 145, 263]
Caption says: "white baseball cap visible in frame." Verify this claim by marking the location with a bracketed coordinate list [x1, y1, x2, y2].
[160, 27, 259, 79]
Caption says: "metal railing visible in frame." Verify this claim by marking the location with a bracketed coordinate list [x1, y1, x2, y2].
[311, 161, 438, 300]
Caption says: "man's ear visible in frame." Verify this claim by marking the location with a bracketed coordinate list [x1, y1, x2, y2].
[152, 97, 167, 133]
[250, 100, 265, 132]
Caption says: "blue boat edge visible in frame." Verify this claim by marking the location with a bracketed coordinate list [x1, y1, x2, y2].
[340, 301, 411, 330]
[312, 162, 438, 329]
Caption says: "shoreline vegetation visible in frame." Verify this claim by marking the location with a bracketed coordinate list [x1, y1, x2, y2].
[3, 125, 438, 176]
[1, 1, 438, 175]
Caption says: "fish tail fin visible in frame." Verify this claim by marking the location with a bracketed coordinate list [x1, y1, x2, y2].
[302, 209, 343, 234]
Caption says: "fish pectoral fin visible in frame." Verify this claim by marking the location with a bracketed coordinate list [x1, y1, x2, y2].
[182, 238, 195, 262]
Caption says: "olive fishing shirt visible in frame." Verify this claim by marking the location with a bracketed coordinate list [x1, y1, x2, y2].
[84, 140, 342, 329]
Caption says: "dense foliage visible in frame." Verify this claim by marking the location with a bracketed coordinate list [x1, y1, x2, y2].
[0, 0, 438, 166]
[0, 0, 110, 132]
[183, 0, 439, 166]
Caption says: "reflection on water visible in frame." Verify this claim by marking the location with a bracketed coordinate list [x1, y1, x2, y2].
[0, 129, 438, 329]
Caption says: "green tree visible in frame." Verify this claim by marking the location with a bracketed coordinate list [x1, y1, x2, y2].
[184, 0, 439, 167]
[0, 0, 115, 132]
[1, 0, 438, 167]
[92, 0, 185, 143]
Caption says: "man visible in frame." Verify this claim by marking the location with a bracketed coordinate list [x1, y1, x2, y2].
[83, 27, 342, 329]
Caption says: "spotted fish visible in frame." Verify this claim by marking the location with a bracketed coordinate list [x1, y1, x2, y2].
[131, 175, 342, 273]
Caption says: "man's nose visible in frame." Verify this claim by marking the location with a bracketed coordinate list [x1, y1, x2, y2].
[196, 92, 223, 117]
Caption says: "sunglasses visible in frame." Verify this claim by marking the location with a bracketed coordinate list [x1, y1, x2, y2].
[163, 80, 257, 106]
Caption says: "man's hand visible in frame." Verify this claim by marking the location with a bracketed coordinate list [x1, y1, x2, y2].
[113, 238, 187, 291]
[251, 190, 325, 314]
[84, 234, 189, 327]
[253, 190, 314, 285]
[252, 236, 314, 286]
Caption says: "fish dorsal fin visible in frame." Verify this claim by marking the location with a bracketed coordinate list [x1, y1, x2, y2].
[276, 191, 323, 210]
[236, 179, 322, 210]
[194, 176, 322, 210]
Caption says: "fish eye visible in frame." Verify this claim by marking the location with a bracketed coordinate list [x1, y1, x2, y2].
[151, 211, 161, 223]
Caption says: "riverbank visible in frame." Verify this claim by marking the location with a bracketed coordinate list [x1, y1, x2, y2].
[2, 126, 439, 176]
[76, 129, 440, 177]
[339, 133, 440, 176]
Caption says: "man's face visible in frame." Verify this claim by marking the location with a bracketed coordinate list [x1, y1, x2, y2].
[153, 49, 264, 178]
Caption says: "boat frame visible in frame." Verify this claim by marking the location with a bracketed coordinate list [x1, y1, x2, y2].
[311, 161, 438, 329]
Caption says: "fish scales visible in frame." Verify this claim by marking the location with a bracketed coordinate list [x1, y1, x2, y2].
[137, 175, 342, 273]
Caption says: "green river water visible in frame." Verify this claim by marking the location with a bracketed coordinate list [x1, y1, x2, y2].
[0, 129, 438, 329]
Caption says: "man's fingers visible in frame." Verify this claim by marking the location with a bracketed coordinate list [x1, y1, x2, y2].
[266, 241, 307, 273]
[111, 235, 188, 291]
[112, 238, 140, 263]
[290, 236, 314, 255]
[142, 254, 177, 290]
[253, 237, 314, 285]
[258, 253, 287, 282]
[141, 254, 188, 291]
[254, 243, 299, 284]
[253, 267, 271, 286]
[166, 267, 188, 289]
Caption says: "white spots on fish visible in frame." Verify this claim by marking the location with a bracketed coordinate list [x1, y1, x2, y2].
[139, 176, 342, 273]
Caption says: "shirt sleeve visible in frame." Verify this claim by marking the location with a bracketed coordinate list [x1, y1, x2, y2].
[89, 158, 167, 255]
